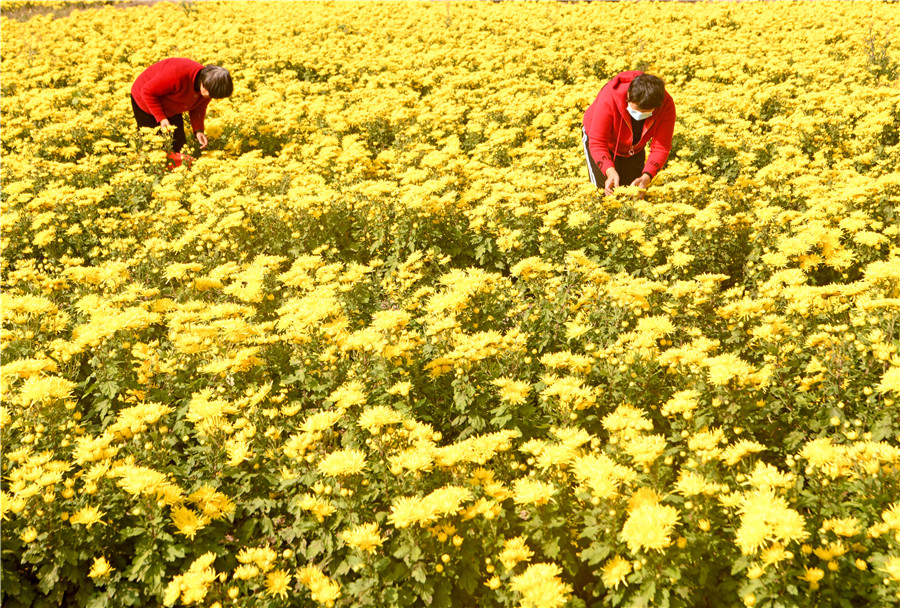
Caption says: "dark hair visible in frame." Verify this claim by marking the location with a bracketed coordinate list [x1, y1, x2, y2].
[628, 73, 665, 109]
[199, 66, 233, 98]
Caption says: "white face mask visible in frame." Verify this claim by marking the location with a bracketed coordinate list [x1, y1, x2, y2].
[627, 105, 653, 121]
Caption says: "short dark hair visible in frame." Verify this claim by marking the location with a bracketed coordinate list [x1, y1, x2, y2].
[628, 74, 665, 109]
[199, 66, 233, 98]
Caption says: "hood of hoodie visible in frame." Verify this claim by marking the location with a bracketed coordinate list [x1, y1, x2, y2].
[601, 70, 642, 122]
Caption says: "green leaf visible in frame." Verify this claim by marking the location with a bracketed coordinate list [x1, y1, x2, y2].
[121, 526, 146, 539]
[432, 578, 453, 608]
[164, 544, 185, 562]
[392, 544, 409, 560]
[333, 559, 351, 577]
[386, 561, 408, 583]
[458, 566, 479, 594]
[98, 380, 119, 399]
[382, 587, 399, 606]
[37, 563, 59, 595]
[411, 563, 427, 583]
[126, 547, 152, 578]
[580, 543, 611, 565]
[408, 544, 422, 562]
[306, 539, 325, 559]
[86, 591, 111, 608]
[541, 536, 561, 559]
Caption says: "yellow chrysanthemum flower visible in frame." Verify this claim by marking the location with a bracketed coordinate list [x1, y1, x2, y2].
[318, 449, 367, 476]
[88, 556, 114, 579]
[509, 562, 572, 608]
[620, 500, 680, 553]
[340, 522, 385, 553]
[600, 555, 632, 590]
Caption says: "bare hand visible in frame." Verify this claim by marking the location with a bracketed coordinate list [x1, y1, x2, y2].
[159, 118, 172, 130]
[630, 173, 652, 198]
[196, 132, 208, 149]
[604, 168, 620, 196]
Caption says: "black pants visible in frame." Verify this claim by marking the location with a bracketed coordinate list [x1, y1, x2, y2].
[131, 95, 186, 153]
[582, 126, 646, 191]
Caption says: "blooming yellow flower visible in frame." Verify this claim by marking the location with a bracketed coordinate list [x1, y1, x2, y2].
[163, 552, 218, 606]
[600, 555, 632, 590]
[620, 500, 680, 553]
[225, 437, 252, 466]
[493, 377, 532, 405]
[188, 486, 236, 520]
[499, 536, 534, 570]
[800, 566, 825, 589]
[233, 564, 261, 580]
[186, 389, 238, 434]
[747, 564, 765, 579]
[171, 506, 210, 540]
[297, 494, 337, 520]
[388, 485, 471, 528]
[329, 380, 367, 409]
[237, 546, 278, 572]
[743, 462, 795, 491]
[602, 404, 653, 439]
[358, 405, 403, 432]
[512, 478, 556, 506]
[660, 389, 700, 419]
[70, 505, 105, 528]
[298, 565, 341, 604]
[623, 434, 667, 467]
[722, 440, 766, 466]
[16, 375, 76, 405]
[735, 489, 809, 555]
[509, 563, 572, 608]
[877, 366, 900, 394]
[821, 516, 861, 538]
[881, 556, 900, 582]
[265, 569, 292, 599]
[318, 449, 367, 476]
[88, 556, 114, 579]
[675, 471, 725, 497]
[340, 522, 385, 553]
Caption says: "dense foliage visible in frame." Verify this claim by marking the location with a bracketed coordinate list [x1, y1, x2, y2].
[2, 1, 899, 607]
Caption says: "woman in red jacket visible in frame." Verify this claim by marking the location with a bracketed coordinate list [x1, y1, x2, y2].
[582, 71, 675, 196]
[131, 58, 232, 155]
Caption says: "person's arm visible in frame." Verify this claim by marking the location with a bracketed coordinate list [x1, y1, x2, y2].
[643, 99, 676, 178]
[589, 100, 618, 180]
[188, 98, 210, 136]
[140, 76, 178, 124]
[588, 100, 623, 195]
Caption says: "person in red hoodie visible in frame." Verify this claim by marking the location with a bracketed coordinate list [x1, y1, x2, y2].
[131, 58, 232, 157]
[582, 71, 675, 196]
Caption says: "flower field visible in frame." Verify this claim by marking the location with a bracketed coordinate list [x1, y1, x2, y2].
[2, 1, 900, 607]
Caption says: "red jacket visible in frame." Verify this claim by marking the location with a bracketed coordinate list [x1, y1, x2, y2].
[583, 71, 676, 178]
[131, 58, 210, 133]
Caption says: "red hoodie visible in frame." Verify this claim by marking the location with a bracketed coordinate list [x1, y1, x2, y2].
[131, 58, 210, 134]
[582, 71, 676, 178]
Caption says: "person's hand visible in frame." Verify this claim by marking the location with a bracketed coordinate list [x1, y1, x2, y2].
[604, 168, 620, 196]
[631, 173, 652, 198]
[159, 118, 172, 131]
[196, 132, 208, 149]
